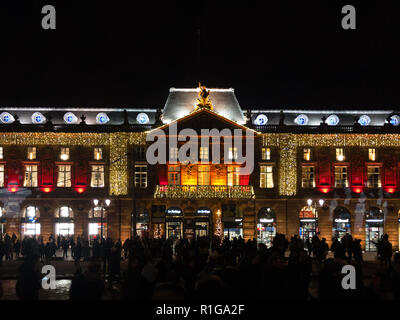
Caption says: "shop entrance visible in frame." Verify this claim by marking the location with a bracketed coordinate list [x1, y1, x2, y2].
[166, 207, 183, 240]
[89, 223, 108, 240]
[222, 204, 243, 240]
[195, 207, 211, 238]
[333, 207, 351, 240]
[299, 206, 318, 241]
[257, 207, 276, 247]
[365, 207, 384, 252]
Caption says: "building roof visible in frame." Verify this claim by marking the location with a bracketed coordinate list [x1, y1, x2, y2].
[161, 87, 247, 125]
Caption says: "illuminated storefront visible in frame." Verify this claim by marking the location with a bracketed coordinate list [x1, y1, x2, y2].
[299, 206, 318, 241]
[332, 207, 351, 240]
[257, 207, 276, 247]
[165, 207, 183, 239]
[21, 206, 40, 237]
[222, 204, 243, 240]
[54, 206, 74, 236]
[88, 206, 107, 240]
[365, 207, 384, 252]
[195, 207, 212, 238]
[151, 205, 166, 239]
[136, 207, 149, 238]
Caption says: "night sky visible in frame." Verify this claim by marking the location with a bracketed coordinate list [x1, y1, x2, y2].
[0, 1, 399, 109]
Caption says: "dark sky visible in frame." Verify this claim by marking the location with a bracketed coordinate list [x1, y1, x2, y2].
[0, 1, 399, 109]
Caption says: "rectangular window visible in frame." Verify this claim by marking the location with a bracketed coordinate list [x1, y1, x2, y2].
[24, 165, 38, 187]
[261, 147, 271, 161]
[334, 166, 349, 188]
[0, 147, 3, 159]
[227, 166, 240, 186]
[91, 165, 105, 188]
[228, 147, 238, 160]
[368, 148, 376, 161]
[134, 147, 146, 161]
[169, 147, 178, 161]
[198, 165, 210, 185]
[27, 147, 36, 160]
[57, 165, 72, 187]
[260, 165, 274, 188]
[134, 165, 147, 188]
[60, 147, 69, 161]
[303, 148, 311, 161]
[168, 165, 181, 185]
[0, 164, 4, 187]
[336, 148, 345, 161]
[367, 166, 381, 188]
[200, 147, 209, 160]
[94, 148, 103, 160]
[302, 166, 315, 188]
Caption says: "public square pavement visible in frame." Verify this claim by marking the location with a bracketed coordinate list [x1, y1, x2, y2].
[0, 249, 394, 300]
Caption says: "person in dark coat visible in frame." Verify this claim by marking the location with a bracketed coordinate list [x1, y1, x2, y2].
[14, 240, 21, 258]
[69, 261, 105, 300]
[16, 256, 41, 300]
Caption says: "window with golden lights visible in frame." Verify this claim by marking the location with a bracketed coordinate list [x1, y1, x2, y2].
[60, 147, 70, 161]
[168, 165, 181, 185]
[91, 165, 105, 187]
[199, 147, 209, 161]
[367, 166, 381, 188]
[368, 148, 376, 161]
[303, 148, 311, 161]
[57, 165, 72, 187]
[261, 147, 271, 161]
[134, 165, 147, 188]
[336, 148, 345, 161]
[198, 165, 210, 185]
[301, 166, 315, 188]
[0, 165, 4, 187]
[94, 147, 103, 160]
[27, 147, 36, 160]
[24, 165, 38, 187]
[0, 147, 3, 160]
[227, 166, 240, 186]
[334, 166, 349, 188]
[260, 165, 273, 188]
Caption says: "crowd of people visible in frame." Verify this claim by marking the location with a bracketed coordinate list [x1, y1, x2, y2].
[0, 232, 400, 300]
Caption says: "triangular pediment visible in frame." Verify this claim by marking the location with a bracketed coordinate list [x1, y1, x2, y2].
[152, 108, 255, 135]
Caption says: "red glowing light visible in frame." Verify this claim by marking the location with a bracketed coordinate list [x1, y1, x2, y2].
[76, 187, 85, 193]
[319, 187, 330, 194]
[8, 184, 19, 193]
[386, 187, 396, 194]
[42, 187, 52, 193]
[353, 187, 363, 194]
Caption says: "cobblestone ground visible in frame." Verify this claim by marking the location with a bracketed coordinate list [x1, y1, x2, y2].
[0, 249, 392, 300]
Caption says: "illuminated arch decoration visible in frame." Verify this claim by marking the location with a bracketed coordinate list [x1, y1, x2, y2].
[23, 206, 40, 220]
[299, 206, 318, 219]
[254, 114, 268, 125]
[390, 115, 400, 126]
[32, 112, 46, 124]
[358, 115, 371, 126]
[0, 112, 15, 124]
[136, 112, 150, 124]
[365, 207, 384, 221]
[294, 114, 309, 125]
[96, 113, 110, 124]
[63, 112, 78, 124]
[326, 114, 340, 126]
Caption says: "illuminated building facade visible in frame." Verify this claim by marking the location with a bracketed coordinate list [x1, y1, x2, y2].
[1, 86, 400, 251]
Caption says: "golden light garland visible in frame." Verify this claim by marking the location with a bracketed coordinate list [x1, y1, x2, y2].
[110, 133, 129, 196]
[154, 185, 255, 199]
[260, 133, 400, 196]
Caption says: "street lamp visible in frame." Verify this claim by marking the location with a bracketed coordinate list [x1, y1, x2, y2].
[93, 199, 111, 241]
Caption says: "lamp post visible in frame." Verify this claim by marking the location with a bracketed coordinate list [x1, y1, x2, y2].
[93, 199, 111, 241]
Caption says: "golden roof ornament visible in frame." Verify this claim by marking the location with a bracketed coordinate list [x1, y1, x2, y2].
[195, 82, 213, 111]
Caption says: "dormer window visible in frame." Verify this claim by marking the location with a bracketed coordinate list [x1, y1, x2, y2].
[336, 148, 345, 161]
[368, 148, 376, 161]
[261, 147, 271, 161]
[94, 148, 103, 160]
[27, 147, 36, 160]
[303, 148, 311, 161]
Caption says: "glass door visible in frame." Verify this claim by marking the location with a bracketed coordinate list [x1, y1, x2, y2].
[365, 223, 384, 251]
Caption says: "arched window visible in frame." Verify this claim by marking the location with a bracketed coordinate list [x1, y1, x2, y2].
[23, 206, 40, 218]
[89, 207, 106, 219]
[333, 207, 351, 222]
[365, 207, 384, 220]
[257, 207, 276, 223]
[299, 206, 317, 219]
[55, 206, 73, 218]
